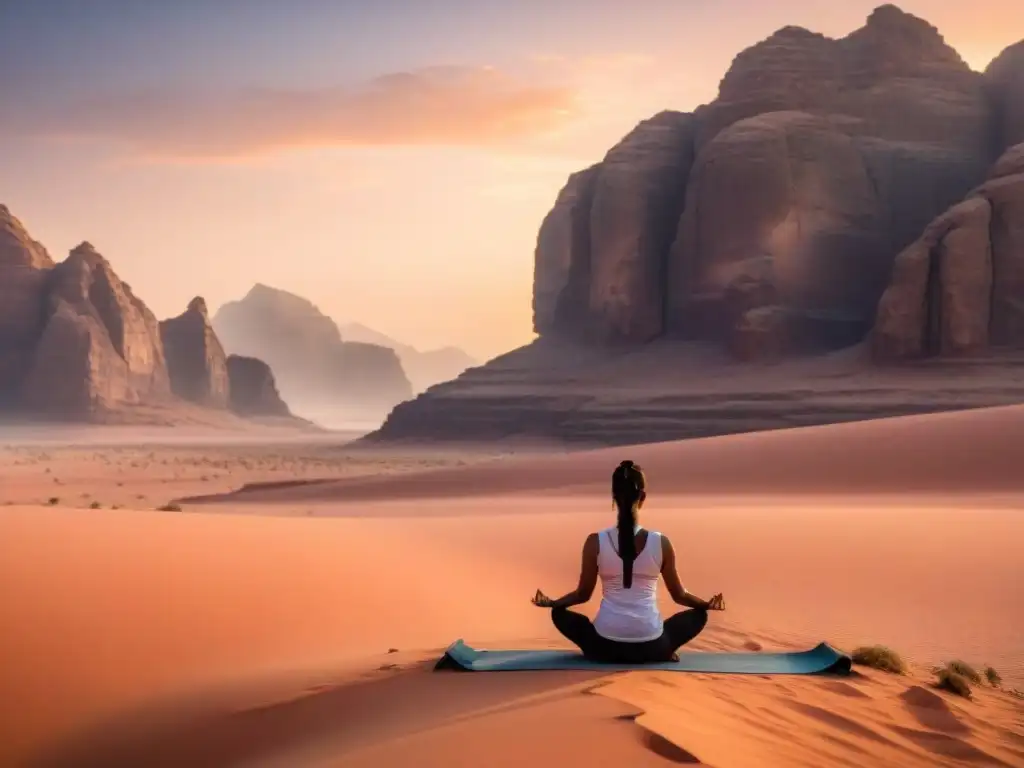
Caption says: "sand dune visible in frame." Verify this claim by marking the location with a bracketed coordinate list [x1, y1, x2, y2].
[1, 406, 1022, 766]
[188, 403, 1024, 505]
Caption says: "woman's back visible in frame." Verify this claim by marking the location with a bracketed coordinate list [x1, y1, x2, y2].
[593, 527, 663, 642]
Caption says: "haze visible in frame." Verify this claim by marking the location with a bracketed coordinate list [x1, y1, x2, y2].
[2, 0, 1020, 359]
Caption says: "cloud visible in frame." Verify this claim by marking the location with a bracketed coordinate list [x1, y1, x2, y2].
[2, 66, 582, 160]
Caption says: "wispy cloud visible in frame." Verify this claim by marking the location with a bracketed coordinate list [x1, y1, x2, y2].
[1, 66, 581, 161]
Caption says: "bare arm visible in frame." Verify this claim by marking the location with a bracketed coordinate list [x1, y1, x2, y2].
[546, 533, 600, 609]
[661, 535, 719, 609]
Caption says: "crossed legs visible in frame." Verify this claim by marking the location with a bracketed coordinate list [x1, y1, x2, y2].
[551, 607, 708, 662]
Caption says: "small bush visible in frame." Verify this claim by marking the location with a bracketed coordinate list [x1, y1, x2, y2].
[157, 503, 182, 512]
[88, 501, 102, 509]
[47, 497, 59, 506]
[946, 660, 982, 684]
[935, 666, 973, 699]
[984, 666, 1002, 687]
[851, 645, 907, 675]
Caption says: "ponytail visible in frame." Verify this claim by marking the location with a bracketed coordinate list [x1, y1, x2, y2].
[611, 459, 645, 588]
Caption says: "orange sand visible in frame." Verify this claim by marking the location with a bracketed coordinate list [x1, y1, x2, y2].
[1, 408, 1023, 766]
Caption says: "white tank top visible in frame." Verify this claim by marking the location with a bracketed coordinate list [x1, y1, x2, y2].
[592, 527, 664, 642]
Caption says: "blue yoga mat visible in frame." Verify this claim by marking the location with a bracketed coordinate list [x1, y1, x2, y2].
[435, 640, 852, 675]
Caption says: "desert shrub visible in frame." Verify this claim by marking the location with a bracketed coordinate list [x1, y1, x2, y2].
[47, 497, 59, 506]
[89, 501, 102, 509]
[984, 666, 1002, 687]
[935, 665, 973, 699]
[157, 503, 182, 512]
[851, 645, 907, 674]
[946, 660, 982, 684]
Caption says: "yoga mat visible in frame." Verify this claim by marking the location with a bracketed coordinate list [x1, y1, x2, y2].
[435, 640, 852, 675]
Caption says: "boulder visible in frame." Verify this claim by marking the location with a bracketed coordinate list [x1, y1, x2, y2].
[159, 297, 230, 408]
[226, 355, 291, 417]
[21, 242, 170, 416]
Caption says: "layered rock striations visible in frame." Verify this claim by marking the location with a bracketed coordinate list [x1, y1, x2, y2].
[370, 6, 1024, 445]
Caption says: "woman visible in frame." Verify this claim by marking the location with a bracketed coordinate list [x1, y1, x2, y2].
[532, 460, 724, 663]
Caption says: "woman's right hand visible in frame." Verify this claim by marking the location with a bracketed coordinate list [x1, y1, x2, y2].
[706, 593, 725, 611]
[532, 589, 554, 608]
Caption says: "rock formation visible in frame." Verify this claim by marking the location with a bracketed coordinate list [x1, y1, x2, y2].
[21, 242, 171, 416]
[213, 285, 414, 418]
[367, 7, 1024, 446]
[0, 210, 299, 424]
[226, 355, 291, 417]
[533, 5, 998, 358]
[0, 206, 54, 404]
[339, 322, 477, 392]
[873, 142, 1024, 357]
[987, 41, 1024, 150]
[159, 297, 230, 408]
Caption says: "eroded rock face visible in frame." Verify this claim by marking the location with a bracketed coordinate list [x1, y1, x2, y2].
[587, 112, 696, 341]
[668, 112, 885, 347]
[873, 145, 1024, 358]
[987, 41, 1024, 150]
[533, 5, 998, 357]
[0, 207, 54, 401]
[226, 355, 291, 417]
[532, 165, 600, 336]
[160, 297, 230, 408]
[22, 242, 170, 416]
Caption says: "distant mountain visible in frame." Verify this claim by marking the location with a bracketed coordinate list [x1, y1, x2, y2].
[213, 285, 413, 423]
[339, 322, 478, 392]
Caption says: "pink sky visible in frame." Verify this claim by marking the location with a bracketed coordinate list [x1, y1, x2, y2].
[2, 1, 1020, 359]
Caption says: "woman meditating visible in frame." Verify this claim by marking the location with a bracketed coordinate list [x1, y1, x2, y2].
[532, 460, 724, 663]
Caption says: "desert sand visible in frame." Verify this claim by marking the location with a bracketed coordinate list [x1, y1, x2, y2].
[1, 408, 1023, 767]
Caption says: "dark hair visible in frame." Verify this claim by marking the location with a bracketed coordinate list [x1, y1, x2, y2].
[611, 459, 646, 588]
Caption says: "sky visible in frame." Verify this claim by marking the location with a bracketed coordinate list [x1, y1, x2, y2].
[2, 1, 1021, 360]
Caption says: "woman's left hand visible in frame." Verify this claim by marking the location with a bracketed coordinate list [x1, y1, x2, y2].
[532, 589, 554, 607]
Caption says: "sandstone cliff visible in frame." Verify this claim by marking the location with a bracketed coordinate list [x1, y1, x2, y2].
[21, 242, 172, 417]
[213, 285, 414, 419]
[533, 5, 1001, 358]
[873, 143, 1024, 357]
[370, 6, 1024, 446]
[160, 297, 231, 408]
[987, 41, 1024, 150]
[0, 206, 54, 404]
[226, 355, 291, 417]
[0, 211, 297, 424]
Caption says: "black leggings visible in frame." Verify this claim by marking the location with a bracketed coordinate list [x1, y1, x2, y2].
[551, 607, 708, 663]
